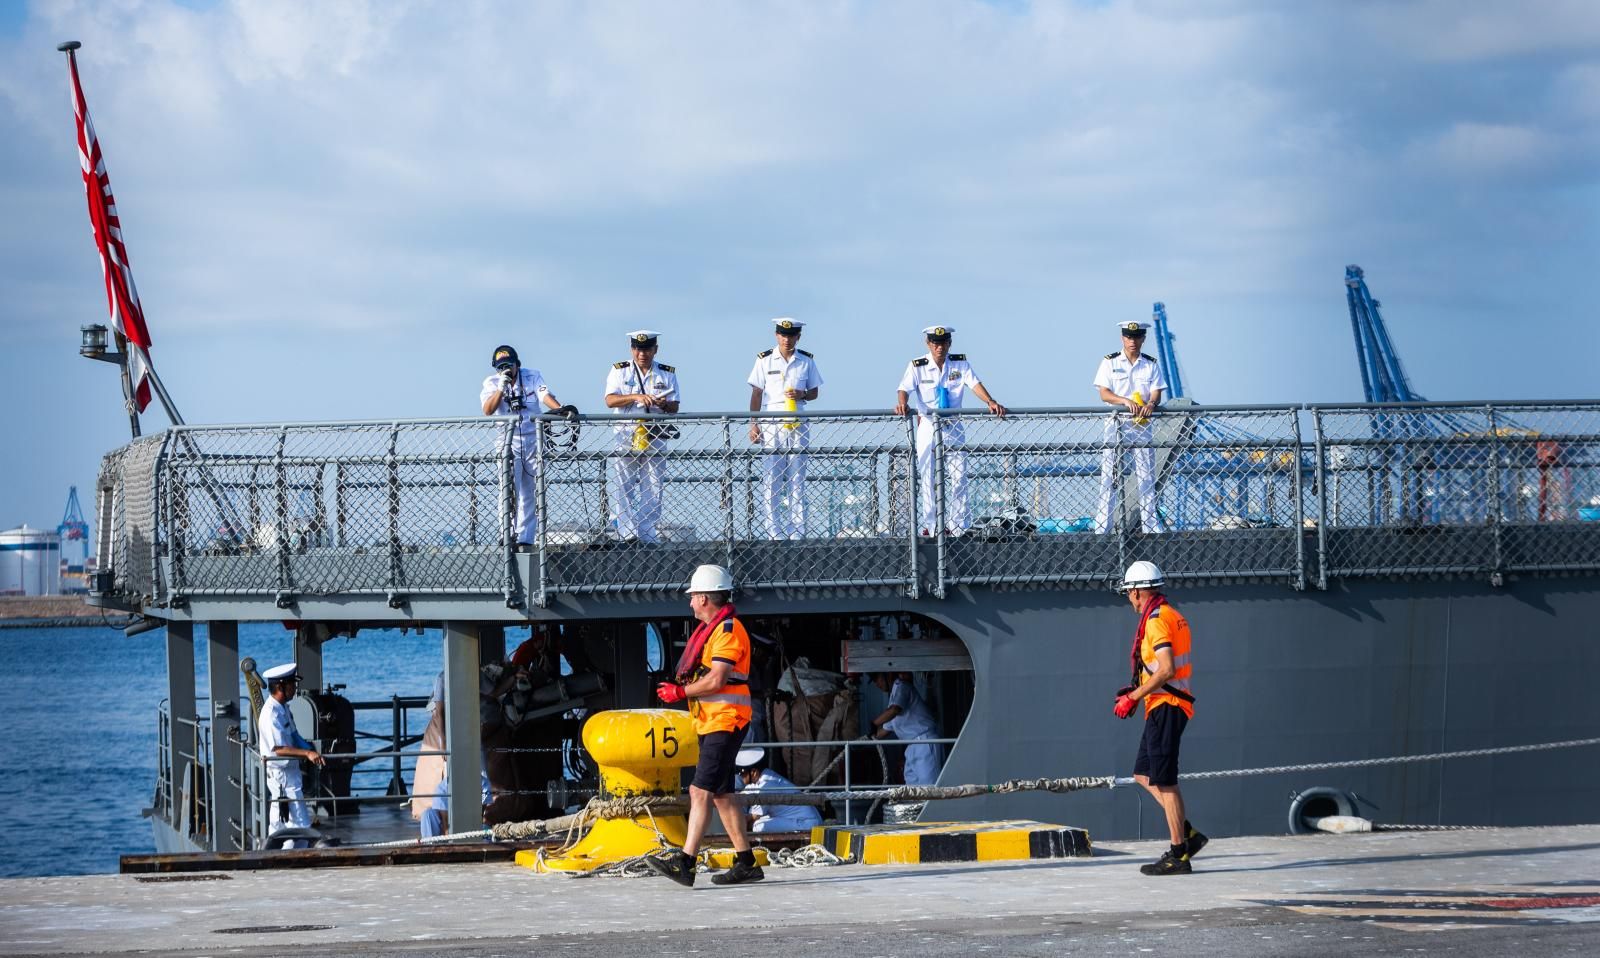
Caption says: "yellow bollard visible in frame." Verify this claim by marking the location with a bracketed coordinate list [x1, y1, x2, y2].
[527, 709, 698, 873]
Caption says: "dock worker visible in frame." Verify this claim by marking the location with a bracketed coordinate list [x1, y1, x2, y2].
[894, 326, 1007, 535]
[1112, 561, 1207, 875]
[1093, 322, 1168, 534]
[735, 747, 822, 834]
[480, 345, 571, 552]
[603, 330, 681, 543]
[747, 318, 824, 540]
[648, 564, 763, 887]
[256, 663, 324, 849]
[870, 672, 943, 786]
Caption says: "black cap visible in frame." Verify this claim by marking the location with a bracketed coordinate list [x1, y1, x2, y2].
[492, 345, 519, 369]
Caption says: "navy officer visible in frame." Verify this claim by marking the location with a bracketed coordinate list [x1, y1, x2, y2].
[894, 325, 1006, 535]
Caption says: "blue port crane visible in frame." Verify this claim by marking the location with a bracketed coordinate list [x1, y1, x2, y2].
[1150, 302, 1186, 401]
[1344, 265, 1421, 403]
[59, 486, 90, 574]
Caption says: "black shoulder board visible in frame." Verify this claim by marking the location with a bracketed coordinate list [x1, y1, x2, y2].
[912, 357, 930, 367]
[798, 349, 813, 358]
[721, 620, 734, 633]
[1105, 352, 1119, 360]
[949, 353, 966, 361]
[1142, 353, 1156, 363]
[613, 361, 629, 369]
[657, 363, 675, 373]
[758, 348, 773, 358]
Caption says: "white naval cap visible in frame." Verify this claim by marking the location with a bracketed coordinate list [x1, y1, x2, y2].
[626, 329, 661, 347]
[772, 317, 805, 333]
[921, 325, 954, 342]
[262, 662, 300, 683]
[735, 747, 766, 769]
[1118, 321, 1151, 336]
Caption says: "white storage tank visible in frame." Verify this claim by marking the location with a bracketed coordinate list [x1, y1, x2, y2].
[0, 525, 61, 596]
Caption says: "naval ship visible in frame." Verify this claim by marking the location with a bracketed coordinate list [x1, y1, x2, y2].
[87, 399, 1600, 854]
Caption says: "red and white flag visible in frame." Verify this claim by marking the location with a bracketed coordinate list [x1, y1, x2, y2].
[67, 49, 153, 413]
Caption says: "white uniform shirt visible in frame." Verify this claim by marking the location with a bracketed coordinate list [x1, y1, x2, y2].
[1093, 352, 1167, 406]
[480, 368, 551, 434]
[604, 361, 681, 415]
[747, 349, 823, 410]
[898, 354, 982, 413]
[257, 696, 310, 791]
[885, 678, 939, 742]
[740, 768, 823, 832]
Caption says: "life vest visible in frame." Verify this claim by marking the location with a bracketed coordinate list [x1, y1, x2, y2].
[677, 606, 752, 735]
[1130, 594, 1194, 718]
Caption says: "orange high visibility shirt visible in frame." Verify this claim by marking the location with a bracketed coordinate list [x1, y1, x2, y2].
[1140, 603, 1194, 718]
[689, 616, 753, 735]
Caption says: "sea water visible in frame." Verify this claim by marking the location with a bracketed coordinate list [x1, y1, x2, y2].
[0, 621, 456, 877]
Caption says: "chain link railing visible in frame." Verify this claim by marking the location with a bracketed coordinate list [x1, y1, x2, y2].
[92, 403, 1600, 605]
[1312, 402, 1600, 582]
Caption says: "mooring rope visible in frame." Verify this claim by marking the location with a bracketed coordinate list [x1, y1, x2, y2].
[358, 735, 1600, 849]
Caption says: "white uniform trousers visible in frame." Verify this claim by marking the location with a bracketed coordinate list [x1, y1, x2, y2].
[609, 452, 664, 542]
[902, 742, 942, 786]
[758, 422, 809, 539]
[509, 431, 540, 545]
[1095, 418, 1164, 534]
[914, 418, 969, 534]
[266, 772, 312, 848]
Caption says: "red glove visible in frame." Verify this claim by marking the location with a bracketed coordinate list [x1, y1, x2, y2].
[1113, 694, 1138, 719]
[656, 682, 686, 705]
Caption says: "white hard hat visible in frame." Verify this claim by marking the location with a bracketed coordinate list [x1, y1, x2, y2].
[685, 563, 735, 594]
[1120, 560, 1164, 591]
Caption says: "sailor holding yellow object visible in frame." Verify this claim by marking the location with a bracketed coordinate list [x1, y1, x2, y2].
[603, 330, 680, 543]
[747, 318, 823, 539]
[894, 325, 1006, 535]
[1094, 321, 1168, 534]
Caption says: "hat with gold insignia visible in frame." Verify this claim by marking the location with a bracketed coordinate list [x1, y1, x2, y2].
[922, 325, 954, 343]
[772, 317, 805, 334]
[626, 330, 661, 348]
[1118, 322, 1150, 337]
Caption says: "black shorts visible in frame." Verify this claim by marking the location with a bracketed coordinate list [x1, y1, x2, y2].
[1133, 703, 1189, 787]
[691, 725, 749, 795]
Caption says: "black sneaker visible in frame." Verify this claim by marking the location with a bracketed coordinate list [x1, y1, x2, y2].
[1184, 826, 1209, 860]
[1139, 849, 1192, 876]
[644, 850, 696, 887]
[710, 860, 766, 886]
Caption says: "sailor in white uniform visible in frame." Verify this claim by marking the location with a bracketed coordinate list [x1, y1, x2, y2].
[480, 345, 568, 550]
[1093, 321, 1169, 534]
[603, 330, 681, 542]
[734, 747, 822, 834]
[255, 663, 324, 848]
[894, 326, 1006, 535]
[871, 673, 943, 786]
[747, 318, 824, 540]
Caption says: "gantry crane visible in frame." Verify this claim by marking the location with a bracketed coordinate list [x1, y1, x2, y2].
[1344, 265, 1421, 403]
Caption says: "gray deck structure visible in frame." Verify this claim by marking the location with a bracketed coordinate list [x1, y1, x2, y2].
[91, 402, 1600, 852]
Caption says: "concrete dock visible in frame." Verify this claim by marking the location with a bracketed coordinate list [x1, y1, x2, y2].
[3, 826, 1599, 957]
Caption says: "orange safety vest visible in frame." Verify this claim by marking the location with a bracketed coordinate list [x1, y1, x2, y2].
[1135, 597, 1194, 718]
[685, 616, 753, 735]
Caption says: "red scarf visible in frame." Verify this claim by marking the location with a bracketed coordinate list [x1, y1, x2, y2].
[676, 603, 736, 682]
[1130, 593, 1168, 686]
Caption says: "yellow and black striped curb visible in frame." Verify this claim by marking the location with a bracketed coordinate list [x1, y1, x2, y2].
[810, 820, 1091, 865]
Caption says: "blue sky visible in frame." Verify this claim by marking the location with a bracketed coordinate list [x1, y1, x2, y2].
[1, 0, 1597, 534]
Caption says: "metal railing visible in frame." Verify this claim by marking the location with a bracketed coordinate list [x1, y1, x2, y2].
[96, 402, 1600, 604]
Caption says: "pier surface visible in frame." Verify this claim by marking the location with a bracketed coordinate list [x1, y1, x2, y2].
[3, 826, 1598, 956]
